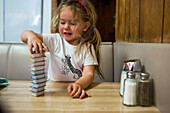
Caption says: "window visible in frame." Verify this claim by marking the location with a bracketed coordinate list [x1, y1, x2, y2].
[0, 0, 51, 42]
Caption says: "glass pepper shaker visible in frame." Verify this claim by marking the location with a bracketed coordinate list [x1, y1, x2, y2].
[123, 72, 137, 106]
[137, 72, 152, 106]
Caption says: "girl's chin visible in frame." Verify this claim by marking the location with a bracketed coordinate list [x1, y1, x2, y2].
[63, 36, 72, 40]
[63, 37, 72, 42]
[64, 39, 80, 45]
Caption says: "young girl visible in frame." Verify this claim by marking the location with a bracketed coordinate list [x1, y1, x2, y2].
[21, 0, 104, 99]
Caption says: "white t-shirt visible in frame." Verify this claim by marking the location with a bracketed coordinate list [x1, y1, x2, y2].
[43, 33, 98, 81]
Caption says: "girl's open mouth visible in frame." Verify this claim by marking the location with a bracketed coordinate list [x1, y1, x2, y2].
[64, 32, 72, 36]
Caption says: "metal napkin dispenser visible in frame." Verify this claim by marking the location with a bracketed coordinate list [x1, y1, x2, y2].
[122, 59, 142, 72]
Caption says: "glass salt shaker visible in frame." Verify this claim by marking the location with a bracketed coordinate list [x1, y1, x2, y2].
[137, 72, 152, 106]
[123, 72, 137, 106]
[120, 70, 129, 96]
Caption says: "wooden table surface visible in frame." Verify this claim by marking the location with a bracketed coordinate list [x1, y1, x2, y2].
[0, 81, 161, 113]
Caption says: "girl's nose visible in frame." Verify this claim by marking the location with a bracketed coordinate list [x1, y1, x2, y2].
[64, 23, 70, 29]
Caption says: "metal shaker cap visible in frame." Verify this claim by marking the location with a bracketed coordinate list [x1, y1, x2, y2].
[140, 72, 150, 80]
[127, 71, 136, 79]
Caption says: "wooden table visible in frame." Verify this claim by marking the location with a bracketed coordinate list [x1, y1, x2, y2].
[0, 81, 161, 113]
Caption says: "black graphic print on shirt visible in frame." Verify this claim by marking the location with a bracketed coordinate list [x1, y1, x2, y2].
[60, 55, 82, 79]
[61, 57, 70, 75]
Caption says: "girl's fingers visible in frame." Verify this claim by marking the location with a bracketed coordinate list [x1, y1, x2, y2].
[33, 42, 49, 55]
[67, 84, 91, 99]
[28, 43, 33, 54]
[38, 43, 43, 55]
[79, 90, 86, 99]
[72, 87, 81, 98]
[67, 84, 72, 93]
[79, 91, 91, 99]
[86, 92, 91, 97]
[70, 85, 79, 97]
[33, 42, 39, 53]
[42, 42, 49, 52]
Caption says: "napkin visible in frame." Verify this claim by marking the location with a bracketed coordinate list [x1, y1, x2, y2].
[0, 77, 8, 86]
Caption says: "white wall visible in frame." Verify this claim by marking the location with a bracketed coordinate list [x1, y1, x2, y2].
[42, 0, 51, 34]
[0, 0, 3, 42]
[4, 0, 42, 42]
[0, 0, 51, 42]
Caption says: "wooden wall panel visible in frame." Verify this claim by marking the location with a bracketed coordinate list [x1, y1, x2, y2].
[52, 0, 57, 18]
[125, 0, 130, 42]
[115, 0, 119, 42]
[115, 0, 170, 43]
[116, 0, 140, 43]
[125, 0, 140, 43]
[140, 0, 163, 43]
[116, 0, 127, 42]
[90, 0, 116, 42]
[163, 0, 170, 43]
[129, 0, 140, 43]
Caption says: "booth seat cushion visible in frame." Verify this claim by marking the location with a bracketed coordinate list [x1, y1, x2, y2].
[93, 42, 113, 82]
[7, 43, 30, 80]
[0, 43, 11, 78]
[0, 42, 113, 82]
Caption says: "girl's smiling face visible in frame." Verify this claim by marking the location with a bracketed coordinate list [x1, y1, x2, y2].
[59, 6, 90, 45]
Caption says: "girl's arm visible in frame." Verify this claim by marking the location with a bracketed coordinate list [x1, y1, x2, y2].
[21, 30, 49, 55]
[76, 65, 94, 89]
[67, 65, 94, 99]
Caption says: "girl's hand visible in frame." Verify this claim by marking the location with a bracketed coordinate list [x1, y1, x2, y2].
[27, 35, 48, 55]
[67, 83, 91, 99]
[21, 30, 49, 55]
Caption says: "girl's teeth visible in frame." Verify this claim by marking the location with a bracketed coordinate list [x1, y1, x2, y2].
[65, 33, 72, 35]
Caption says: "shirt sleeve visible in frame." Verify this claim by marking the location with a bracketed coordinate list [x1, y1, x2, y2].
[84, 44, 98, 66]
[43, 33, 59, 53]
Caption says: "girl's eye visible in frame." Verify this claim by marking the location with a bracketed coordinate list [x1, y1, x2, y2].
[71, 23, 75, 25]
[60, 22, 65, 25]
[70, 23, 75, 25]
[70, 22, 76, 25]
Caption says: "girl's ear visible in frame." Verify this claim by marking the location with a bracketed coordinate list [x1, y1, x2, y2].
[83, 22, 90, 31]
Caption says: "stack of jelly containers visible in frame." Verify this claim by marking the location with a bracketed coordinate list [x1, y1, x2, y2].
[29, 52, 46, 96]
